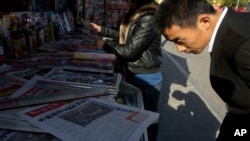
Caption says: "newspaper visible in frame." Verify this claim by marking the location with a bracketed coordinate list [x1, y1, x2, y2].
[0, 76, 24, 100]
[16, 98, 159, 141]
[0, 64, 26, 75]
[0, 129, 61, 141]
[0, 95, 116, 133]
[4, 68, 52, 83]
[0, 75, 106, 110]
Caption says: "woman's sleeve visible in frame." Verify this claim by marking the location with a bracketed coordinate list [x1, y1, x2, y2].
[100, 26, 119, 38]
[103, 14, 159, 60]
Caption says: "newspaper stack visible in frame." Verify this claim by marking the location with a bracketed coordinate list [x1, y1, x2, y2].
[0, 72, 157, 141]
[16, 98, 159, 141]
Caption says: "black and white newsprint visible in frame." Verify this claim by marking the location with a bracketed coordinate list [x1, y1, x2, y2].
[16, 98, 159, 141]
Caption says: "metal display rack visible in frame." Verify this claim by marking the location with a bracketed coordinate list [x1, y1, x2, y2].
[117, 81, 148, 141]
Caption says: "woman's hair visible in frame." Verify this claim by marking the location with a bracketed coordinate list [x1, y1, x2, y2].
[154, 0, 216, 32]
[122, 0, 155, 24]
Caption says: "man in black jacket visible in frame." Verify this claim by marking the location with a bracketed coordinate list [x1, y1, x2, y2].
[154, 0, 250, 140]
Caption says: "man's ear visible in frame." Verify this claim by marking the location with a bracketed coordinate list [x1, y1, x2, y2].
[198, 14, 211, 30]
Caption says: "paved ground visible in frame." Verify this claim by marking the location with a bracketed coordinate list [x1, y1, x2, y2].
[156, 39, 228, 141]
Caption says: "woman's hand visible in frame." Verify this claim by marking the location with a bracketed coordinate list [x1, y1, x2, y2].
[89, 23, 101, 33]
[95, 38, 105, 50]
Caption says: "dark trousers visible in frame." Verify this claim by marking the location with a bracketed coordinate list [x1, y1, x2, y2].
[217, 113, 250, 141]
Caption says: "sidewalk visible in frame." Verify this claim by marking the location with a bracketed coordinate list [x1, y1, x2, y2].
[156, 40, 227, 141]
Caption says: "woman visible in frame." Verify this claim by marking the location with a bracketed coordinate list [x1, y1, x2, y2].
[90, 0, 162, 140]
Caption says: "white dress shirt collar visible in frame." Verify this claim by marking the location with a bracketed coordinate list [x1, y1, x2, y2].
[207, 7, 228, 52]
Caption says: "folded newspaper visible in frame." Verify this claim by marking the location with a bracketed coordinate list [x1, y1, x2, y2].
[0, 129, 61, 141]
[16, 98, 159, 141]
[0, 75, 106, 110]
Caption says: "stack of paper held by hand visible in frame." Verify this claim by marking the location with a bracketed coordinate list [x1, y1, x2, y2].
[16, 98, 159, 141]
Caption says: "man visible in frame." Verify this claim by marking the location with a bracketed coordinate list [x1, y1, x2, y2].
[154, 0, 250, 140]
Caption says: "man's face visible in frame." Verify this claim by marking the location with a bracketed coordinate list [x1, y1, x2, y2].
[162, 24, 210, 54]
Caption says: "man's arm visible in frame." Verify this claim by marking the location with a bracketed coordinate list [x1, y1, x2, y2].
[233, 38, 250, 87]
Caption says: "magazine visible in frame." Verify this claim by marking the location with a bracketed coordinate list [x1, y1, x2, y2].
[37, 68, 122, 94]
[72, 52, 116, 61]
[63, 11, 72, 32]
[30, 52, 73, 62]
[16, 98, 159, 141]
[36, 38, 97, 53]
[62, 60, 115, 73]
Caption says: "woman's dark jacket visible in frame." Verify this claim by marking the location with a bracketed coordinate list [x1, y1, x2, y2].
[100, 2, 162, 74]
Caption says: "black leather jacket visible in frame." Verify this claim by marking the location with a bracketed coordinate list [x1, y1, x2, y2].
[101, 3, 162, 74]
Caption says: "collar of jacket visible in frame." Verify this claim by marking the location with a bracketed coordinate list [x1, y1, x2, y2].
[119, 2, 158, 44]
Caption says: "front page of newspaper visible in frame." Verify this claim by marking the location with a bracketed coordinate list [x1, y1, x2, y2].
[16, 98, 159, 141]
